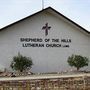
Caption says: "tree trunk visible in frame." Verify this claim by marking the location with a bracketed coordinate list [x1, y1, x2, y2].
[77, 67, 79, 71]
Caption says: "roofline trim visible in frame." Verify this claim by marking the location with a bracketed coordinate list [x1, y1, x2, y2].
[0, 7, 90, 34]
[48, 7, 90, 34]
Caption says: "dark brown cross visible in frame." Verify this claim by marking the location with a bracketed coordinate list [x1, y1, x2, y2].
[42, 23, 51, 36]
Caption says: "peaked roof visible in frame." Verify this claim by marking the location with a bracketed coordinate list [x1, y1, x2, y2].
[0, 7, 90, 34]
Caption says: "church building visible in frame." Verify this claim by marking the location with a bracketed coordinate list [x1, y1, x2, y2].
[0, 7, 90, 73]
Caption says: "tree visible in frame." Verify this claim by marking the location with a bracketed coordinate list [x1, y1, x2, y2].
[67, 54, 89, 71]
[10, 53, 33, 72]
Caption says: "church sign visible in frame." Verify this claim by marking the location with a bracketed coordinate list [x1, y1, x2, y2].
[20, 23, 71, 48]
[20, 38, 71, 48]
[20, 22, 71, 48]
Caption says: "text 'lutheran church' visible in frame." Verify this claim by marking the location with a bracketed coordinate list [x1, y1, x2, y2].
[0, 7, 90, 73]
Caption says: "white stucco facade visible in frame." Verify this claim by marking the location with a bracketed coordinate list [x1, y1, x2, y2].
[0, 7, 90, 73]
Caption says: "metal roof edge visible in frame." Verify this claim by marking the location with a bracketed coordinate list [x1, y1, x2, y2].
[0, 7, 90, 34]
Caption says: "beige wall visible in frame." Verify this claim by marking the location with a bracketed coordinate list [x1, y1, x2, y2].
[0, 11, 89, 72]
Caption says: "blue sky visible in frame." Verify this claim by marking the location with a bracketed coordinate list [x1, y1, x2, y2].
[0, 0, 90, 31]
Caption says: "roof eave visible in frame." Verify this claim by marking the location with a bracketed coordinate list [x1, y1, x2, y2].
[0, 7, 90, 34]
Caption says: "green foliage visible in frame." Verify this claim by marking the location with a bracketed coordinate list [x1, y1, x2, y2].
[10, 53, 33, 72]
[67, 54, 89, 71]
